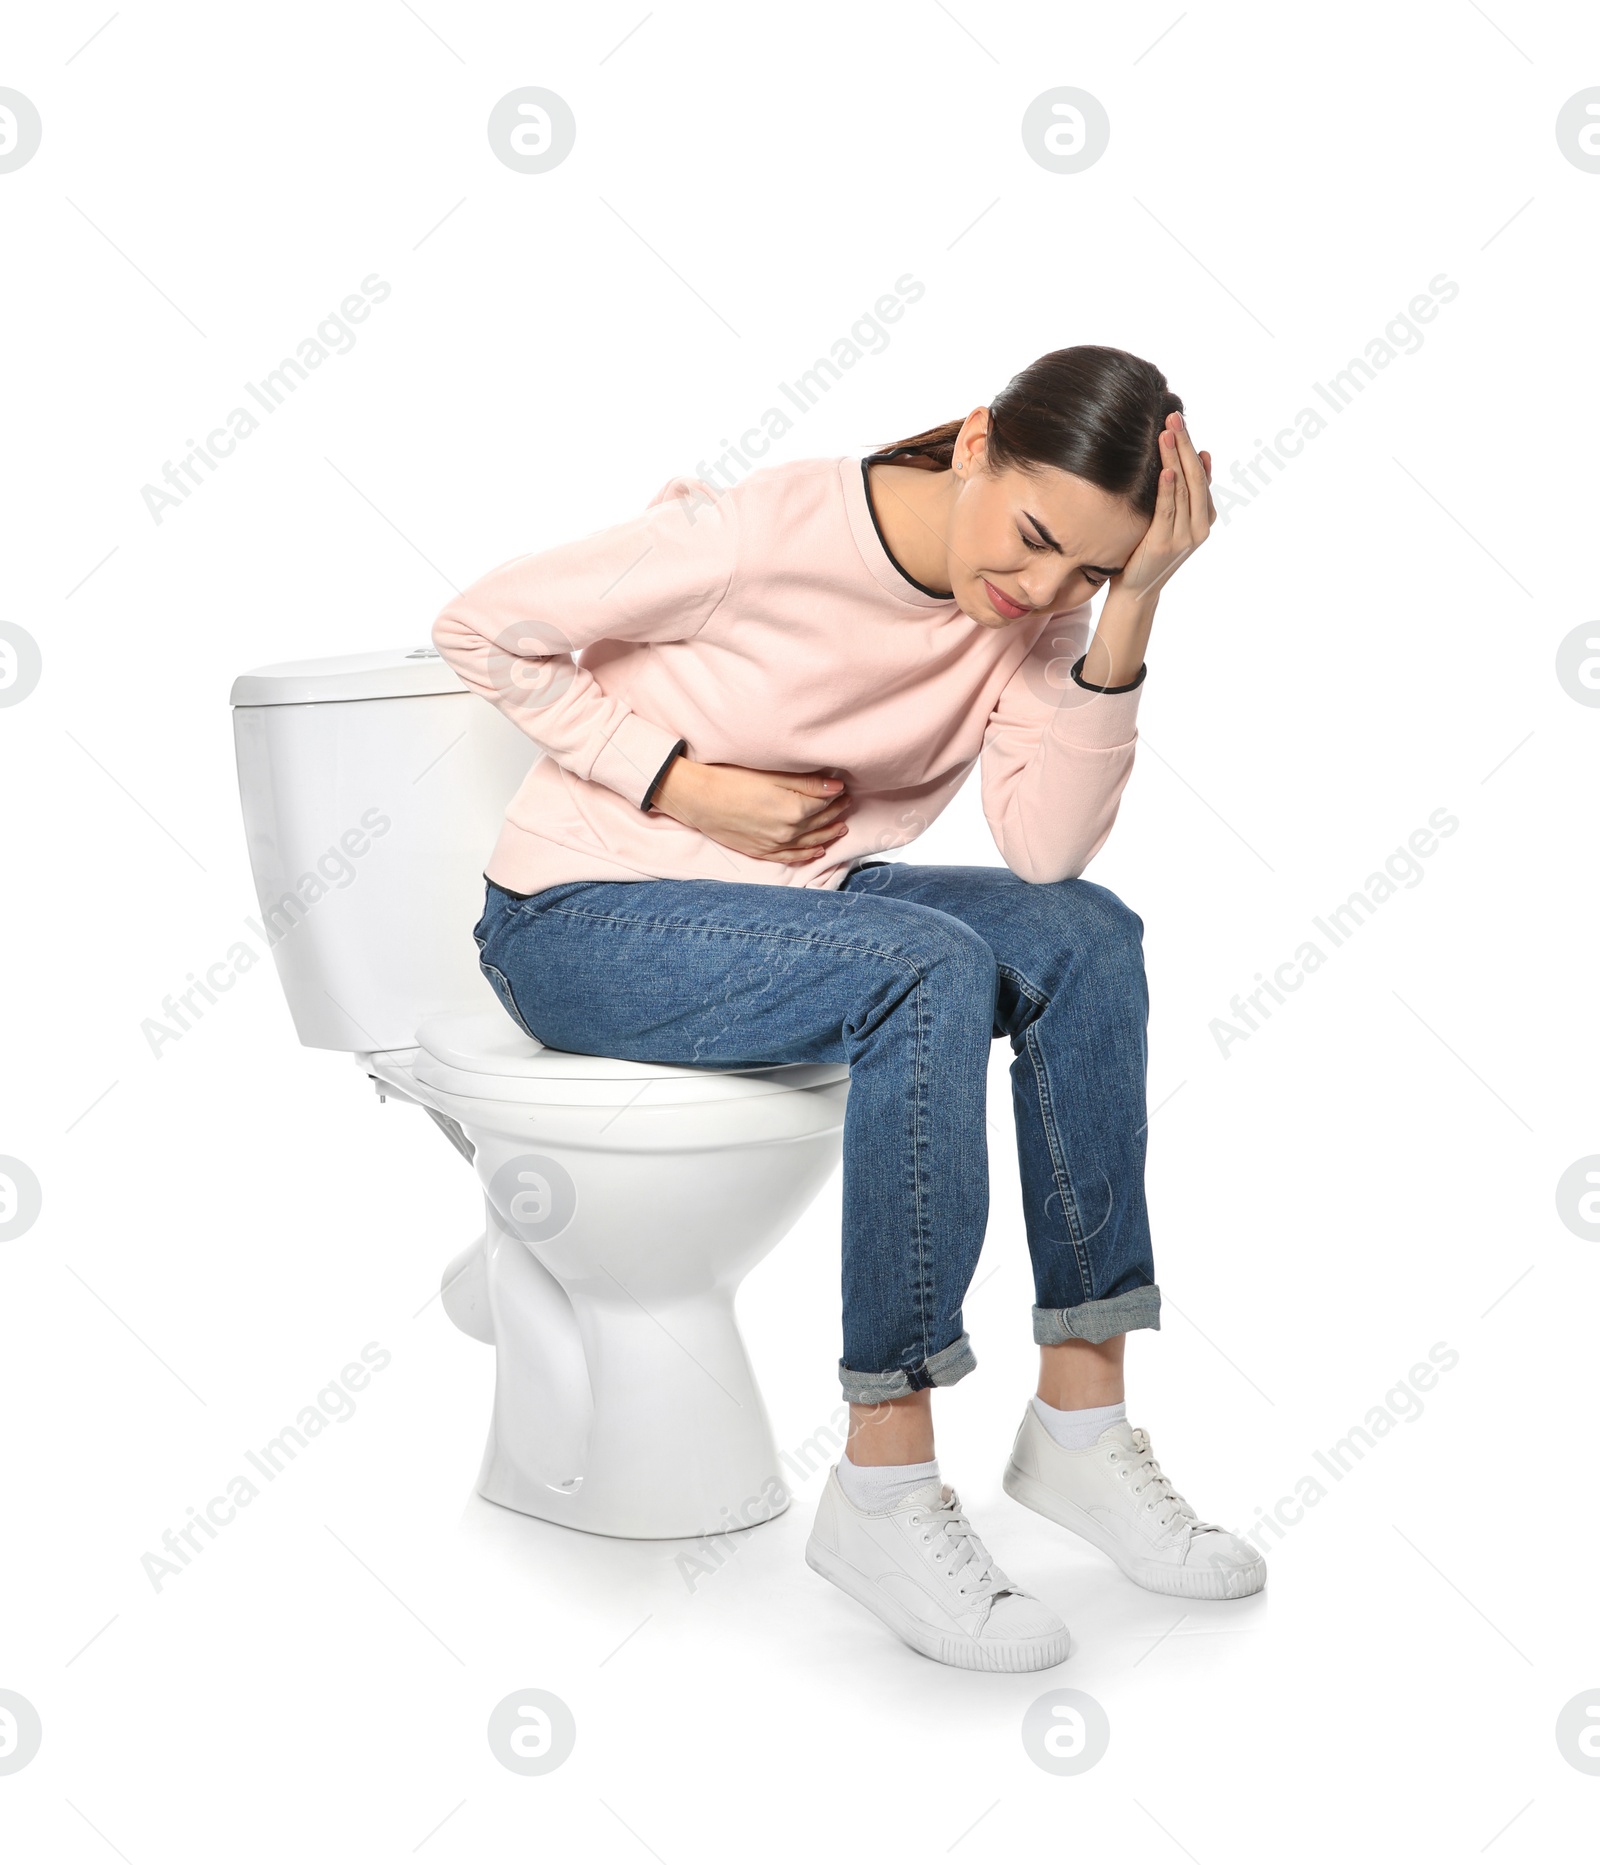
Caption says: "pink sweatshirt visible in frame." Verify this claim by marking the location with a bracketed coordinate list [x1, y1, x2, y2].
[431, 454, 1144, 895]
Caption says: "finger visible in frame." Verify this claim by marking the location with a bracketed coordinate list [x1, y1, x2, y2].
[807, 795, 852, 829]
[788, 791, 852, 832]
[750, 837, 817, 862]
[1162, 423, 1194, 533]
[1170, 419, 1210, 530]
[778, 773, 850, 824]
[776, 770, 847, 798]
[1151, 450, 1178, 539]
[787, 816, 852, 850]
[1171, 416, 1206, 497]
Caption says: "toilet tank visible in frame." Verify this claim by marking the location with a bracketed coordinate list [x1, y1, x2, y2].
[230, 647, 538, 1053]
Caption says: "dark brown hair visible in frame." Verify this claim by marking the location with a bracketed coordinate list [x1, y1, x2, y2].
[875, 344, 1182, 517]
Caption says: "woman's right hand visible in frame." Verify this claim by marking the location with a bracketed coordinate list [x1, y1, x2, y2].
[651, 757, 852, 865]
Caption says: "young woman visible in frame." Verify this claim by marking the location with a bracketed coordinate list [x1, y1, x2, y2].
[433, 345, 1265, 1673]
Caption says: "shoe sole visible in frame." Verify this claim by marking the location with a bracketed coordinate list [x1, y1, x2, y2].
[1002, 1463, 1267, 1601]
[804, 1538, 1070, 1672]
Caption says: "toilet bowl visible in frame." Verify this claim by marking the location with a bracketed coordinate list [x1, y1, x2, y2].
[231, 648, 849, 1540]
[365, 1013, 847, 1538]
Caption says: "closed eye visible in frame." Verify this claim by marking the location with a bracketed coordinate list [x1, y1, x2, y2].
[1020, 525, 1115, 586]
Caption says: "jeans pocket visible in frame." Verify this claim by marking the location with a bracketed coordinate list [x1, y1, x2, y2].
[501, 878, 598, 917]
[474, 876, 537, 949]
[480, 962, 540, 1042]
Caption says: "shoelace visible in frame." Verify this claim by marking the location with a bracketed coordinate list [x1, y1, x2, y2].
[1120, 1429, 1222, 1536]
[908, 1487, 1015, 1604]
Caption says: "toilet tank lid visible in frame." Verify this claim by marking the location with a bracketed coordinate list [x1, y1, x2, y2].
[230, 647, 469, 707]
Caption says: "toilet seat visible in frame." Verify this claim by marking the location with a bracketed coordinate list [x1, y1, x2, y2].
[410, 1012, 850, 1108]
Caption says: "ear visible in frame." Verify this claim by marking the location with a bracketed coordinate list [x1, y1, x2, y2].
[957, 407, 992, 473]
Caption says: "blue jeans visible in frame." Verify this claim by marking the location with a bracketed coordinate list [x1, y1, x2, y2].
[472, 861, 1159, 1404]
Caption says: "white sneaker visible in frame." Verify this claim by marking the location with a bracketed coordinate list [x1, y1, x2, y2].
[1003, 1410, 1266, 1601]
[805, 1466, 1070, 1671]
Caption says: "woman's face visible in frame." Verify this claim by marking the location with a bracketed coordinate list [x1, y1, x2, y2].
[944, 414, 1151, 629]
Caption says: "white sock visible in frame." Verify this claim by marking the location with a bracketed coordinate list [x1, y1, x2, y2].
[835, 1450, 941, 1513]
[1031, 1395, 1127, 1451]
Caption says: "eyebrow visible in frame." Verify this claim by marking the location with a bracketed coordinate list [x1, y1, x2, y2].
[1022, 510, 1123, 578]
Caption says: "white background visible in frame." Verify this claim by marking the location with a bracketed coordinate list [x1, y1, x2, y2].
[3, 1, 1597, 1857]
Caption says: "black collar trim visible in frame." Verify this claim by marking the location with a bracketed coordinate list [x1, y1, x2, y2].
[859, 455, 956, 602]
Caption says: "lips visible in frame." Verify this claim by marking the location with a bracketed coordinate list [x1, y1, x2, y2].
[983, 579, 1031, 620]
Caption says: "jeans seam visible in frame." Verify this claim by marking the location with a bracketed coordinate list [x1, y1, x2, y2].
[1015, 988, 1096, 1304]
[538, 904, 935, 971]
[480, 961, 538, 1041]
[996, 961, 1048, 1021]
[911, 964, 932, 1372]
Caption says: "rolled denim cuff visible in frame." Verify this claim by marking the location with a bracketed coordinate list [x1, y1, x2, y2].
[838, 1330, 976, 1404]
[1033, 1285, 1160, 1346]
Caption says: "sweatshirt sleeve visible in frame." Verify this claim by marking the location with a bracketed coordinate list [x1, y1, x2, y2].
[980, 603, 1144, 884]
[431, 476, 736, 809]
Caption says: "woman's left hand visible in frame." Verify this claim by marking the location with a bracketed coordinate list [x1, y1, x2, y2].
[1113, 412, 1215, 603]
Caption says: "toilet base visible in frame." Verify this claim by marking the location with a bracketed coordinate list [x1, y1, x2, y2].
[463, 1203, 795, 1541]
[475, 1447, 792, 1543]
